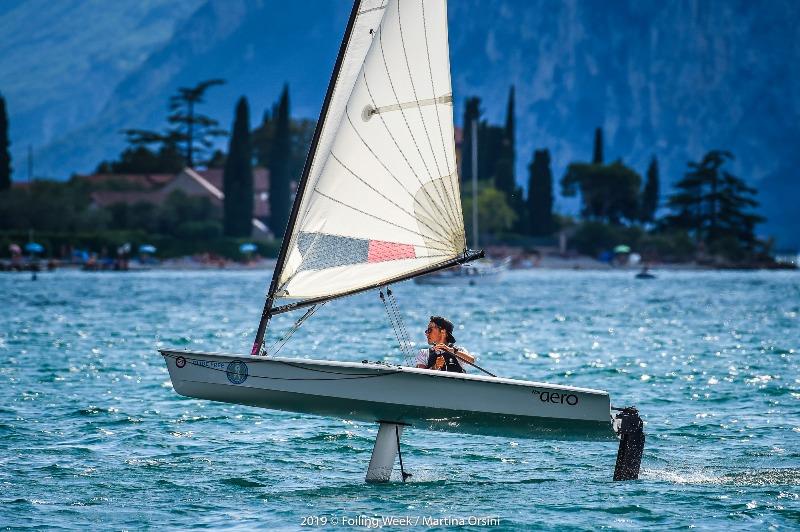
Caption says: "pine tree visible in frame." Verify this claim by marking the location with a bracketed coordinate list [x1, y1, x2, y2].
[641, 155, 659, 222]
[592, 127, 604, 164]
[269, 85, 292, 238]
[527, 149, 554, 236]
[0, 94, 11, 191]
[168, 79, 226, 167]
[664, 150, 763, 249]
[461, 97, 481, 183]
[223, 97, 253, 237]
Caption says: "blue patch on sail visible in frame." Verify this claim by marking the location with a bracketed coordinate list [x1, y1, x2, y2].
[297, 232, 369, 271]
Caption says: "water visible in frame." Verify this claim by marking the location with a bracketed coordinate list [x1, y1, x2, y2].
[1, 269, 798, 529]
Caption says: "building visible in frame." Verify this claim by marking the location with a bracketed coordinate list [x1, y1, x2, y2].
[86, 167, 272, 237]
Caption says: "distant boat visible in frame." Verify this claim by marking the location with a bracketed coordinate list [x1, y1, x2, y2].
[635, 266, 656, 279]
[414, 257, 509, 285]
[158, 0, 643, 484]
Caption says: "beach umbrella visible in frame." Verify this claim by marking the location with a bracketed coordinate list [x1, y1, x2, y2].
[239, 243, 257, 254]
[25, 242, 44, 254]
[8, 243, 21, 255]
[613, 245, 631, 254]
[139, 244, 157, 254]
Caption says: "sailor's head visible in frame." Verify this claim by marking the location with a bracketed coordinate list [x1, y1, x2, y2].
[426, 316, 455, 345]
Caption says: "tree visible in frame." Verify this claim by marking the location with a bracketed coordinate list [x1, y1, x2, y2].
[114, 79, 227, 172]
[562, 161, 642, 224]
[268, 85, 292, 237]
[641, 155, 660, 223]
[462, 184, 517, 242]
[168, 79, 227, 167]
[494, 88, 515, 198]
[223, 97, 253, 237]
[664, 150, 763, 252]
[527, 149, 554, 236]
[593, 127, 604, 164]
[0, 94, 10, 190]
[460, 97, 481, 184]
[495, 86, 525, 231]
[96, 137, 184, 174]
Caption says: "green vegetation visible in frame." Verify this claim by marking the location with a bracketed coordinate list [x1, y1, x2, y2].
[663, 150, 764, 257]
[267, 85, 292, 238]
[641, 156, 659, 223]
[561, 161, 643, 224]
[0, 94, 10, 191]
[0, 76, 777, 267]
[98, 79, 227, 172]
[223, 97, 253, 237]
[527, 149, 554, 236]
[462, 182, 518, 243]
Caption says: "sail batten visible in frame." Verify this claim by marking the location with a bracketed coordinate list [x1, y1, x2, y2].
[267, 0, 466, 308]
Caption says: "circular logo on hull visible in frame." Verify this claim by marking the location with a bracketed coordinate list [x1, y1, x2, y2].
[226, 360, 248, 384]
[175, 356, 186, 368]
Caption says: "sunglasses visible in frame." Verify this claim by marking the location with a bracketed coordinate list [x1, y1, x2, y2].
[425, 326, 439, 334]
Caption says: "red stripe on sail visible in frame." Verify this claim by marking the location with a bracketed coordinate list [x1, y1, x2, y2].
[367, 240, 416, 263]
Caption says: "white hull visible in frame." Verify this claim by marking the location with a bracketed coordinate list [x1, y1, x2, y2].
[159, 349, 615, 441]
[413, 259, 509, 286]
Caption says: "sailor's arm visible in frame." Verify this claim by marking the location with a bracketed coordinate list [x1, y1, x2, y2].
[453, 347, 475, 364]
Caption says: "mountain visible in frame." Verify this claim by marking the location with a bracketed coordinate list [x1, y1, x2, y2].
[2, 0, 798, 247]
[0, 0, 204, 161]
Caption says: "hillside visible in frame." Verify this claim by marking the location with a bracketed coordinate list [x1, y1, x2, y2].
[2, 0, 797, 247]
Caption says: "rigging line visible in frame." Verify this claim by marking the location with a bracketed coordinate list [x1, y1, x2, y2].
[343, 109, 454, 239]
[386, 287, 415, 365]
[386, 289, 413, 362]
[268, 303, 324, 356]
[385, 287, 412, 361]
[312, 188, 455, 253]
[395, 2, 461, 229]
[421, 1, 466, 250]
[380, 289, 409, 360]
[329, 152, 454, 246]
[376, 23, 461, 234]
[360, 70, 460, 239]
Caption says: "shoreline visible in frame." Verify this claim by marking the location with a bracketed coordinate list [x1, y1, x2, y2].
[2, 256, 795, 273]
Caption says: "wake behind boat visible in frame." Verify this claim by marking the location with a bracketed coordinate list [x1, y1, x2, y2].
[158, 0, 644, 483]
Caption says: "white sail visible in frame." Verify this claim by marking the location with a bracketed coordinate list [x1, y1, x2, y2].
[274, 0, 465, 302]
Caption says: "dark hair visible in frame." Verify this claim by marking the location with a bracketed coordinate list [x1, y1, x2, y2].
[430, 315, 456, 344]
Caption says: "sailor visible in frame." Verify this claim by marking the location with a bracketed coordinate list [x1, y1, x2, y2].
[415, 316, 475, 372]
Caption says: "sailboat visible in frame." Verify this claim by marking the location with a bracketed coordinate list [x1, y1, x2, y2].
[159, 0, 644, 483]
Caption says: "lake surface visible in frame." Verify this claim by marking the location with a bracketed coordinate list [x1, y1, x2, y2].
[1, 269, 798, 529]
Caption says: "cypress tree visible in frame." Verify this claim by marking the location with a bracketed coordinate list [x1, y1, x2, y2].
[461, 97, 481, 183]
[494, 87, 516, 200]
[641, 155, 660, 222]
[592, 126, 604, 164]
[223, 97, 253, 237]
[0, 94, 11, 191]
[527, 149, 554, 236]
[269, 85, 292, 238]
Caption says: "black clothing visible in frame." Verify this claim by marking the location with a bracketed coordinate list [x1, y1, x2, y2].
[426, 346, 465, 373]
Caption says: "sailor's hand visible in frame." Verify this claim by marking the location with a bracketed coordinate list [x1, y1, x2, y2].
[433, 355, 445, 370]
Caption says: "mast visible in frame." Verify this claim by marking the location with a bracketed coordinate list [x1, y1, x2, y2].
[471, 118, 478, 249]
[251, 0, 363, 356]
